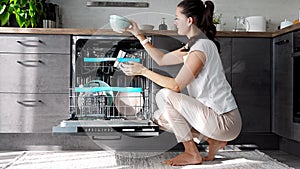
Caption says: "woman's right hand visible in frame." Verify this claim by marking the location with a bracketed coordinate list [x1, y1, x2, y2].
[125, 20, 142, 37]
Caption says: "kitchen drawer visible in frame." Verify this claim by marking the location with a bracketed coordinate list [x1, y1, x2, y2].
[0, 34, 70, 54]
[0, 93, 69, 133]
[0, 53, 70, 93]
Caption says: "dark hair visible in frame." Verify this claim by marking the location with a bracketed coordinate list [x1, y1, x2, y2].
[177, 0, 220, 53]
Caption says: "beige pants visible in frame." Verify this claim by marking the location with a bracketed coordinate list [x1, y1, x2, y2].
[153, 88, 242, 143]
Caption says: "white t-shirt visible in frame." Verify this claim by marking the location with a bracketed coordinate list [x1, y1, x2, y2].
[183, 39, 237, 115]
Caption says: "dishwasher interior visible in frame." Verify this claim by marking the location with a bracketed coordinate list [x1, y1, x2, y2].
[53, 35, 159, 137]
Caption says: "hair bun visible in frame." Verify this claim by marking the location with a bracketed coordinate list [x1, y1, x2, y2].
[204, 1, 214, 12]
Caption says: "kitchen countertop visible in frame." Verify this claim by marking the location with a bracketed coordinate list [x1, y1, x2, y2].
[0, 23, 299, 37]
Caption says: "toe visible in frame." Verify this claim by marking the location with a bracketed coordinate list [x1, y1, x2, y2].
[203, 156, 214, 161]
[163, 159, 172, 166]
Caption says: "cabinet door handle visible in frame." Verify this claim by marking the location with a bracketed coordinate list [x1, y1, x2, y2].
[275, 39, 289, 45]
[17, 100, 43, 107]
[17, 60, 44, 67]
[292, 52, 300, 58]
[16, 40, 44, 47]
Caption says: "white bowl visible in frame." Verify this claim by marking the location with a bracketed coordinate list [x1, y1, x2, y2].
[109, 15, 131, 33]
[114, 92, 143, 116]
[139, 24, 154, 30]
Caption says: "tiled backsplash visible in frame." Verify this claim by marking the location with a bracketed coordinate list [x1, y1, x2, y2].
[50, 0, 299, 31]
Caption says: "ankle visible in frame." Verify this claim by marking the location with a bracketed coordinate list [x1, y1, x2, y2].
[183, 140, 200, 155]
[207, 138, 227, 145]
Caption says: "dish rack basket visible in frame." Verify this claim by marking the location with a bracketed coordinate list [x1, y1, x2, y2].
[69, 85, 150, 120]
[69, 36, 154, 121]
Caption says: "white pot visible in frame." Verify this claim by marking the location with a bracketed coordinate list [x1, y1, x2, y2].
[245, 16, 266, 32]
[215, 24, 222, 31]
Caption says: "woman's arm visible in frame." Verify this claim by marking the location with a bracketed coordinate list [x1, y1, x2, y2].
[141, 41, 186, 66]
[174, 50, 206, 91]
[120, 50, 206, 92]
[126, 21, 186, 66]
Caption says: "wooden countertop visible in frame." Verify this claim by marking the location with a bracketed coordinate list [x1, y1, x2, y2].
[0, 23, 299, 37]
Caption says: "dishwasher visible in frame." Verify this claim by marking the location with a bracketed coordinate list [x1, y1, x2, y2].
[53, 34, 187, 150]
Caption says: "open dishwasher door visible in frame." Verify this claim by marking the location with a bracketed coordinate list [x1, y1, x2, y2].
[53, 35, 160, 137]
[52, 34, 187, 151]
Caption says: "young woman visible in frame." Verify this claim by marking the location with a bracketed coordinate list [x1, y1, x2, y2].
[120, 0, 242, 166]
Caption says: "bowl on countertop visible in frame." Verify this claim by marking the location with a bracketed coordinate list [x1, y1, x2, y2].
[110, 15, 131, 33]
[139, 24, 154, 30]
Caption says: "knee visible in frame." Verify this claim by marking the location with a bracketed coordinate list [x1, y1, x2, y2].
[155, 88, 172, 109]
[155, 88, 172, 103]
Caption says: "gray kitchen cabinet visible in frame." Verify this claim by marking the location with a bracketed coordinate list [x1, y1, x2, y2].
[272, 33, 293, 137]
[0, 34, 70, 54]
[232, 37, 271, 132]
[273, 32, 300, 142]
[0, 53, 69, 93]
[218, 37, 232, 84]
[0, 34, 71, 133]
[0, 93, 68, 133]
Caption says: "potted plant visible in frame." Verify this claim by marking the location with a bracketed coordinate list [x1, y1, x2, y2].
[0, 0, 45, 28]
[213, 13, 222, 31]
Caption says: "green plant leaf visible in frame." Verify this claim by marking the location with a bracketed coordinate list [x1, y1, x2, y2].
[13, 0, 18, 5]
[18, 9, 25, 17]
[15, 13, 25, 27]
[0, 12, 10, 26]
[8, 3, 14, 12]
[29, 2, 34, 16]
[30, 17, 35, 27]
[0, 4, 7, 15]
[21, 0, 27, 5]
[15, 13, 21, 27]
[29, 1, 33, 10]
[2, 0, 44, 28]
[2, 0, 9, 4]
[26, 19, 31, 28]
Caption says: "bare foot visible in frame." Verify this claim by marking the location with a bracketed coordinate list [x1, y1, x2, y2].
[163, 152, 202, 166]
[203, 138, 227, 161]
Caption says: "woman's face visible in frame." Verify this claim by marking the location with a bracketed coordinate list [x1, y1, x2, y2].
[174, 7, 189, 35]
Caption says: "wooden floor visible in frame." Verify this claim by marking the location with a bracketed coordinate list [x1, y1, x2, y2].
[0, 149, 299, 169]
[261, 150, 300, 169]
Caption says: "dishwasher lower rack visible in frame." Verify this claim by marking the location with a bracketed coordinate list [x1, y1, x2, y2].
[52, 87, 159, 137]
[69, 87, 150, 120]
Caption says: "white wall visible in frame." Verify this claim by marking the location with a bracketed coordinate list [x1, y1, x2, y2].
[50, 0, 300, 31]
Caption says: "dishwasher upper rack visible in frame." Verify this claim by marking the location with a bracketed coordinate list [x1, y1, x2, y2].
[75, 48, 149, 88]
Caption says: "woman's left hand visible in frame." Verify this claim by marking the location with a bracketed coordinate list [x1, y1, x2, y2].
[120, 62, 147, 76]
[125, 20, 141, 36]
